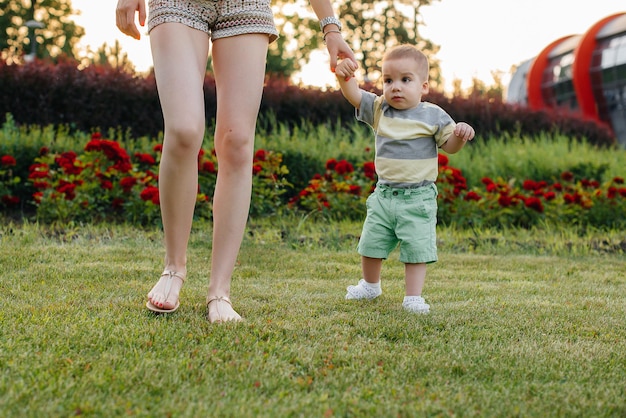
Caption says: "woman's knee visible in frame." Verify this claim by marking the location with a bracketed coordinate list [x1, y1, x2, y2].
[163, 119, 205, 157]
[215, 130, 254, 167]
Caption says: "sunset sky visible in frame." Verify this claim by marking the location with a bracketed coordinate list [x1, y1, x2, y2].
[72, 0, 623, 92]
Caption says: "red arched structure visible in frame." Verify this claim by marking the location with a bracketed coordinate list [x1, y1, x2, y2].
[526, 35, 576, 110]
[573, 12, 626, 121]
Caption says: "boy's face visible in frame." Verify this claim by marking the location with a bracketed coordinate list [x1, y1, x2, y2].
[381, 57, 429, 110]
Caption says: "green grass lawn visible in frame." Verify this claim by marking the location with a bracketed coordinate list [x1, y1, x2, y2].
[1, 219, 625, 417]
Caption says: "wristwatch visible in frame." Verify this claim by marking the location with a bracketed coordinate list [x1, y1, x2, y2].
[319, 16, 342, 32]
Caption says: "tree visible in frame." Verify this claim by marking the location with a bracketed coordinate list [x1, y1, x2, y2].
[79, 40, 136, 73]
[267, 0, 443, 88]
[267, 0, 324, 77]
[0, 0, 84, 64]
[338, 0, 442, 86]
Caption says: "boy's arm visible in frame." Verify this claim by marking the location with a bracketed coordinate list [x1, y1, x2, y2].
[335, 60, 362, 109]
[440, 122, 475, 154]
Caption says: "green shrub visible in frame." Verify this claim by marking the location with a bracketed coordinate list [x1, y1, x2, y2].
[1, 118, 624, 229]
[1, 59, 617, 146]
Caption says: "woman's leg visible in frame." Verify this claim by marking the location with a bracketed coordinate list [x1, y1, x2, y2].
[146, 23, 210, 310]
[207, 34, 269, 316]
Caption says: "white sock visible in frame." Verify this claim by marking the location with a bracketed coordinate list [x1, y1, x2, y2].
[363, 280, 380, 289]
[403, 295, 423, 303]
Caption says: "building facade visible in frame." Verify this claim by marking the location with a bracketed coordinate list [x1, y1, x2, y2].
[507, 12, 626, 147]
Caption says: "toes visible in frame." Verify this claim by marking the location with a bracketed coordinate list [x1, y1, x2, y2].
[207, 299, 242, 323]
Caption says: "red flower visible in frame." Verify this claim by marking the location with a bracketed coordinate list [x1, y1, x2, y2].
[348, 185, 361, 195]
[39, 147, 50, 156]
[252, 164, 262, 175]
[438, 153, 449, 166]
[481, 177, 494, 186]
[101, 180, 113, 190]
[325, 159, 337, 171]
[498, 194, 513, 207]
[85, 138, 132, 173]
[153, 144, 163, 153]
[54, 151, 82, 175]
[28, 163, 50, 179]
[140, 186, 160, 205]
[464, 191, 482, 201]
[134, 153, 156, 165]
[363, 161, 376, 180]
[1, 155, 16, 166]
[32, 181, 50, 189]
[561, 171, 574, 182]
[522, 180, 537, 191]
[543, 191, 556, 201]
[56, 180, 77, 200]
[524, 197, 544, 213]
[202, 161, 216, 173]
[254, 149, 267, 161]
[564, 193, 583, 204]
[613, 177, 624, 184]
[334, 160, 354, 175]
[120, 176, 138, 192]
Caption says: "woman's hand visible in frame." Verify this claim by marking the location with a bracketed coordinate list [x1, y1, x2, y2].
[323, 31, 357, 74]
[116, 0, 147, 40]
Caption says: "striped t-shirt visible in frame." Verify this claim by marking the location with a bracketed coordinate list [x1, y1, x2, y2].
[357, 90, 456, 188]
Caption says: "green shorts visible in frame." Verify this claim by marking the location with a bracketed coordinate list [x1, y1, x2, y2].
[357, 183, 438, 264]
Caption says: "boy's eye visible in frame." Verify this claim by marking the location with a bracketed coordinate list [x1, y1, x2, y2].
[402, 77, 411, 82]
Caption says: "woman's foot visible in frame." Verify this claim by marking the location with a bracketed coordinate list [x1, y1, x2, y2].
[207, 296, 242, 323]
[146, 270, 186, 313]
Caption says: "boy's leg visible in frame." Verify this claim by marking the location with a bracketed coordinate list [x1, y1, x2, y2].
[405, 262, 426, 296]
[147, 23, 210, 310]
[345, 256, 383, 300]
[362, 256, 383, 284]
[403, 262, 430, 313]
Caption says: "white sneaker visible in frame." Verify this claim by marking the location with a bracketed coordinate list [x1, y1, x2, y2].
[345, 279, 382, 300]
[403, 296, 430, 314]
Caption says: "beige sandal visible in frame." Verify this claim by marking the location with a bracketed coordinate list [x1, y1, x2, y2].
[146, 270, 185, 313]
[207, 296, 242, 323]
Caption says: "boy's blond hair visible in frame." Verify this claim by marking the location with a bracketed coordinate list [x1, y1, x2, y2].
[383, 44, 429, 80]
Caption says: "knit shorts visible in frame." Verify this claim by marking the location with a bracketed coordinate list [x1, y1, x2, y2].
[148, 0, 279, 43]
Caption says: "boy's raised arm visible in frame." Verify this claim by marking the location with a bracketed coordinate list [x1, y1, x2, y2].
[335, 59, 362, 109]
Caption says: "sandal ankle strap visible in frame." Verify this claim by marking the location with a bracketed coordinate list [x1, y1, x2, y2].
[206, 295, 232, 306]
[161, 270, 185, 283]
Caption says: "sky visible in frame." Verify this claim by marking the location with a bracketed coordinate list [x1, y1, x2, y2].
[72, 0, 624, 92]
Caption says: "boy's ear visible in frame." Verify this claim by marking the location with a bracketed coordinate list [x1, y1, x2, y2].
[422, 80, 430, 94]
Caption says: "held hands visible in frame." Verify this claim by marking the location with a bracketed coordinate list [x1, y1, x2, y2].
[116, 0, 146, 40]
[323, 32, 357, 75]
[454, 122, 475, 142]
[334, 58, 358, 82]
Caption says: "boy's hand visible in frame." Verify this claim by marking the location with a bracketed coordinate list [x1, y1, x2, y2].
[454, 122, 475, 142]
[334, 59, 358, 81]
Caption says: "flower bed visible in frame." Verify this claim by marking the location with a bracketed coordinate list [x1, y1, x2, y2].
[1, 133, 624, 228]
